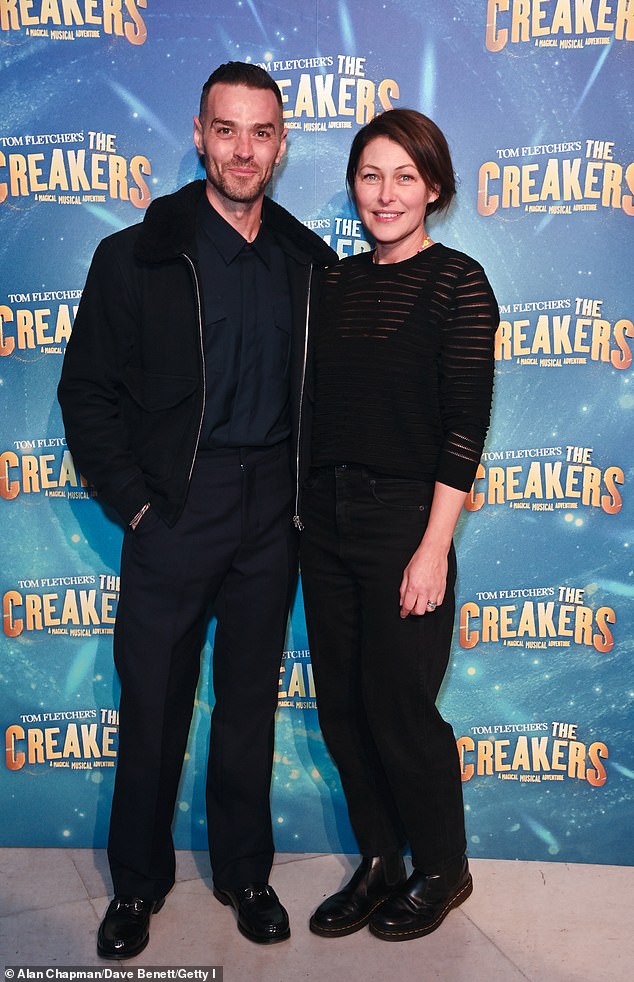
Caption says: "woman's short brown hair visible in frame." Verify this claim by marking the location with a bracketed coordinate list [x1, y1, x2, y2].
[346, 109, 456, 216]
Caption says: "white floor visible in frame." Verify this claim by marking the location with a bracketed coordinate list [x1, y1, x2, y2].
[1, 849, 632, 981]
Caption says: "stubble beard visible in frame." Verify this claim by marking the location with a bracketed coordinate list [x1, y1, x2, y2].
[206, 159, 272, 205]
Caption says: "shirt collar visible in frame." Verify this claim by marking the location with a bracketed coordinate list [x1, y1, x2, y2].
[197, 195, 272, 267]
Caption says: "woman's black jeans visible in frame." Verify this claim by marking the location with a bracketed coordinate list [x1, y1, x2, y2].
[300, 464, 466, 872]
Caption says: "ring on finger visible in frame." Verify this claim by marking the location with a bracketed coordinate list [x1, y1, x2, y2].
[426, 601, 438, 611]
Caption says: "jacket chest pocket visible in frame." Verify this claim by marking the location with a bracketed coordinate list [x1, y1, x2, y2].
[124, 369, 198, 411]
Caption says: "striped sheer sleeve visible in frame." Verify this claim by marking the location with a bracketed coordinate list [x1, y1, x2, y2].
[435, 257, 499, 491]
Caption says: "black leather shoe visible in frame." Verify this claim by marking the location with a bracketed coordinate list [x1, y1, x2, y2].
[213, 883, 290, 944]
[310, 854, 406, 937]
[97, 896, 165, 959]
[369, 856, 472, 941]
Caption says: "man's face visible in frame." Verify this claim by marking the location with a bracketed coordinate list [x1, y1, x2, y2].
[193, 83, 286, 208]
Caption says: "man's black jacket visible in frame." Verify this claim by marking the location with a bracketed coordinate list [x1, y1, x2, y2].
[58, 180, 336, 526]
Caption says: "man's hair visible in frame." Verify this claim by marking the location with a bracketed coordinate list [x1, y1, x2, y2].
[199, 62, 283, 120]
[346, 108, 456, 217]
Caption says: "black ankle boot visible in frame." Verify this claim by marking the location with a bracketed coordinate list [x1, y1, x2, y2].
[369, 855, 472, 941]
[310, 854, 406, 937]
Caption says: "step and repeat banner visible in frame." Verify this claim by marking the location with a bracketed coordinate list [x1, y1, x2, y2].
[1, 2, 632, 865]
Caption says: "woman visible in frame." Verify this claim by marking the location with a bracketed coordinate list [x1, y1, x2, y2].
[300, 109, 498, 942]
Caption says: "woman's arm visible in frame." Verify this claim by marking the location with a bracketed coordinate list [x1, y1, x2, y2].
[399, 481, 466, 618]
[398, 257, 499, 618]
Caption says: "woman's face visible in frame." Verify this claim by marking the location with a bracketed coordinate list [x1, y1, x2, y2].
[354, 136, 438, 257]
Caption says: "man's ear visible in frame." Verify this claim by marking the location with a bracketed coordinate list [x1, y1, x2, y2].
[193, 116, 204, 157]
[275, 128, 288, 166]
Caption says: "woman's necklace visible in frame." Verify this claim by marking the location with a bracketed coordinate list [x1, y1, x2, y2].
[373, 234, 433, 264]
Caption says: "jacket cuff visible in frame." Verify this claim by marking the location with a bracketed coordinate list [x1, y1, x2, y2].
[102, 472, 152, 527]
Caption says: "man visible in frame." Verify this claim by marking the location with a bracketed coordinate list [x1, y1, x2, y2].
[58, 61, 336, 957]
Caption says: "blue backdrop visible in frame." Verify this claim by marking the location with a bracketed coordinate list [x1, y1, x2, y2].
[1, 0, 633, 866]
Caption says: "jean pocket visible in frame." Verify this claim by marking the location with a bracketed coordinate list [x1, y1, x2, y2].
[369, 477, 432, 511]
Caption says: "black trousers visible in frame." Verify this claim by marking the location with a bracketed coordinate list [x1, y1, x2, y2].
[300, 465, 466, 872]
[108, 443, 296, 899]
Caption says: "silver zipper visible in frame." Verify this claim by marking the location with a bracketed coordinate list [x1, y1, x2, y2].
[293, 263, 313, 531]
[182, 253, 206, 484]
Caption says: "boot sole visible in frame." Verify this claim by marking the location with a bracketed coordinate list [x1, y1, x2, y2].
[369, 875, 473, 942]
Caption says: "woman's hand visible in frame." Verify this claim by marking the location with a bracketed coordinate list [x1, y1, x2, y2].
[398, 481, 467, 618]
[399, 540, 448, 617]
